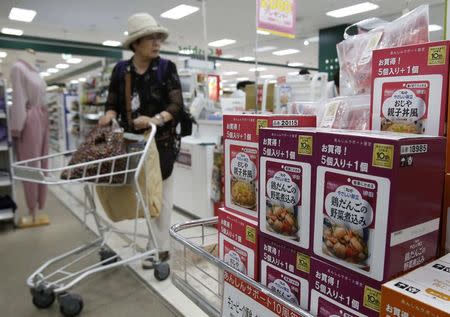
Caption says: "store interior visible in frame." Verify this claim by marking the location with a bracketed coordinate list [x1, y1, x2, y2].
[0, 1, 449, 317]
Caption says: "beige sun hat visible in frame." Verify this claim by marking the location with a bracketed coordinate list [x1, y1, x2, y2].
[123, 13, 169, 49]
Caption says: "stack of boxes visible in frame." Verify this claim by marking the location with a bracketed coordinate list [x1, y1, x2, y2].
[218, 114, 316, 280]
[258, 128, 445, 316]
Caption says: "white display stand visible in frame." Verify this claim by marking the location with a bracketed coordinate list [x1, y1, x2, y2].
[173, 136, 217, 218]
[196, 119, 222, 141]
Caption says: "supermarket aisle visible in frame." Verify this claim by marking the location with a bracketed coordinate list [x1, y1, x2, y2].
[0, 186, 177, 317]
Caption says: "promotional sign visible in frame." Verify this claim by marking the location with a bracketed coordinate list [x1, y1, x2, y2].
[222, 271, 304, 317]
[257, 0, 296, 39]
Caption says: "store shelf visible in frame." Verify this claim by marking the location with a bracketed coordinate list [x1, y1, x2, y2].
[82, 113, 102, 121]
[0, 209, 14, 221]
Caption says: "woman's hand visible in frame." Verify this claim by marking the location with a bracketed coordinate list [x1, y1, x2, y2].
[133, 115, 159, 130]
[99, 111, 117, 127]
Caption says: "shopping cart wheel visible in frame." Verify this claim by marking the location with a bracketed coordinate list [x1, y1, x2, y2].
[31, 287, 55, 309]
[154, 262, 170, 281]
[99, 248, 117, 265]
[59, 293, 83, 317]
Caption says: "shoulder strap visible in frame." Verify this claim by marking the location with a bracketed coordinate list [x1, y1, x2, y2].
[157, 58, 169, 83]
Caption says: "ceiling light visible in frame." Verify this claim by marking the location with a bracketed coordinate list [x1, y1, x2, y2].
[257, 29, 270, 35]
[223, 71, 238, 76]
[221, 79, 229, 83]
[288, 62, 304, 67]
[208, 39, 236, 47]
[269, 79, 277, 84]
[40, 72, 50, 77]
[288, 71, 299, 76]
[254, 46, 277, 53]
[429, 24, 443, 32]
[306, 36, 319, 43]
[124, 31, 128, 36]
[78, 78, 86, 82]
[67, 58, 82, 64]
[9, 7, 37, 23]
[61, 54, 72, 60]
[238, 56, 255, 62]
[103, 40, 121, 47]
[304, 40, 309, 46]
[273, 49, 300, 56]
[0, 52, 7, 58]
[326, 2, 379, 18]
[249, 67, 267, 72]
[47, 68, 59, 73]
[215, 62, 222, 67]
[221, 54, 235, 59]
[70, 80, 79, 84]
[6, 88, 12, 93]
[56, 63, 69, 69]
[179, 49, 194, 55]
[1, 28, 23, 36]
[260, 74, 274, 79]
[161, 4, 199, 20]
[237, 77, 249, 81]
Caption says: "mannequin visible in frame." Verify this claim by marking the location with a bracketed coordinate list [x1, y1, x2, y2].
[10, 48, 50, 227]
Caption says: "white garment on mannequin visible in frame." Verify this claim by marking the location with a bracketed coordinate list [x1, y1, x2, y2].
[151, 175, 173, 251]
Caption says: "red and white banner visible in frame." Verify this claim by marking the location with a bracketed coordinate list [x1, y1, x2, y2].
[257, 0, 296, 39]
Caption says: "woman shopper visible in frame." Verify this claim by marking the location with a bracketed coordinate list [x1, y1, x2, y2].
[99, 12, 183, 269]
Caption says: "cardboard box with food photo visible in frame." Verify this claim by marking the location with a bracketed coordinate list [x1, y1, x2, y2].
[259, 235, 311, 310]
[218, 207, 259, 280]
[313, 130, 445, 283]
[371, 41, 450, 136]
[223, 114, 316, 221]
[380, 253, 450, 317]
[259, 128, 317, 252]
[310, 257, 382, 317]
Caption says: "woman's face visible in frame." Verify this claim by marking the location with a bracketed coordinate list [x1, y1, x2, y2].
[133, 33, 164, 59]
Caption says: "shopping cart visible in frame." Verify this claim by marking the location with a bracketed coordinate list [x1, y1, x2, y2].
[170, 217, 314, 317]
[12, 124, 169, 317]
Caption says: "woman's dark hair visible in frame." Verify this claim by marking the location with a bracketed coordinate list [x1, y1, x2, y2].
[237, 80, 255, 90]
[130, 38, 142, 52]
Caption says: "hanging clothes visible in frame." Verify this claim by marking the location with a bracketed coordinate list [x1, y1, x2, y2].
[10, 59, 49, 215]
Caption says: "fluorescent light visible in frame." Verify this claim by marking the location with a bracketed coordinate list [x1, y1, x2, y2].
[208, 39, 236, 47]
[179, 49, 194, 55]
[221, 54, 235, 59]
[40, 72, 50, 77]
[288, 62, 304, 67]
[124, 31, 128, 36]
[61, 54, 72, 60]
[249, 67, 267, 72]
[215, 62, 222, 67]
[273, 49, 300, 56]
[257, 29, 270, 35]
[56, 63, 69, 69]
[269, 79, 277, 84]
[237, 77, 249, 81]
[70, 80, 79, 84]
[306, 36, 319, 43]
[238, 56, 255, 62]
[78, 78, 86, 82]
[429, 24, 443, 32]
[1, 28, 23, 36]
[288, 71, 299, 76]
[221, 79, 229, 83]
[47, 68, 59, 73]
[6, 88, 12, 93]
[222, 71, 238, 76]
[160, 4, 199, 20]
[326, 2, 379, 18]
[260, 74, 274, 79]
[103, 40, 121, 47]
[0, 52, 7, 58]
[67, 58, 82, 64]
[304, 40, 309, 46]
[9, 7, 37, 22]
[255, 46, 277, 52]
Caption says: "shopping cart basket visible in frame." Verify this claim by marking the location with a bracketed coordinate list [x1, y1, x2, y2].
[170, 217, 314, 317]
[12, 124, 169, 317]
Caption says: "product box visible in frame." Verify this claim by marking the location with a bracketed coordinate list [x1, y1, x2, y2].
[245, 83, 275, 112]
[313, 130, 445, 282]
[223, 114, 316, 221]
[259, 128, 317, 252]
[371, 41, 450, 136]
[218, 207, 258, 280]
[310, 257, 382, 317]
[259, 235, 311, 310]
[441, 173, 450, 255]
[380, 253, 450, 317]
